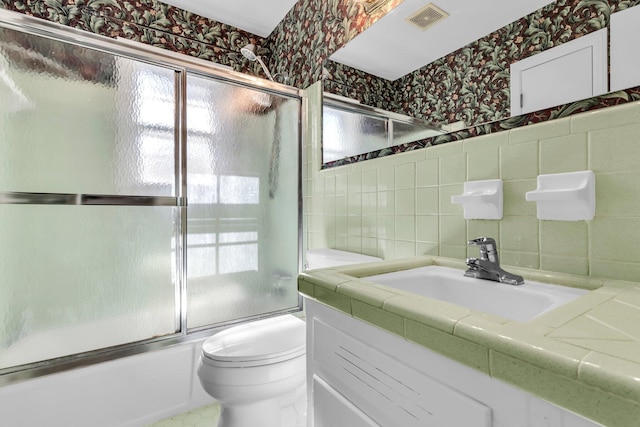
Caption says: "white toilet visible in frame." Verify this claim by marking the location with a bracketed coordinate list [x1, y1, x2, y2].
[197, 314, 307, 427]
[197, 249, 382, 427]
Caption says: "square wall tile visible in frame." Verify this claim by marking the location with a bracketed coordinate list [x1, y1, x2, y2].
[348, 192, 362, 215]
[377, 191, 395, 215]
[463, 131, 509, 152]
[362, 168, 377, 192]
[590, 258, 640, 282]
[395, 215, 416, 241]
[348, 171, 362, 194]
[361, 237, 378, 257]
[501, 142, 539, 180]
[439, 184, 464, 215]
[417, 242, 439, 256]
[440, 215, 466, 246]
[347, 236, 362, 254]
[539, 133, 587, 174]
[348, 215, 362, 236]
[325, 175, 336, 196]
[378, 165, 395, 191]
[589, 123, 640, 172]
[541, 255, 589, 276]
[335, 173, 348, 195]
[595, 172, 640, 217]
[395, 240, 417, 258]
[500, 250, 540, 269]
[572, 101, 640, 133]
[440, 244, 468, 260]
[540, 221, 588, 258]
[416, 158, 439, 187]
[417, 187, 439, 215]
[439, 153, 466, 184]
[395, 163, 416, 189]
[509, 118, 571, 145]
[395, 188, 415, 215]
[361, 192, 377, 215]
[377, 215, 395, 240]
[335, 194, 348, 216]
[377, 238, 395, 259]
[590, 217, 640, 263]
[425, 141, 463, 159]
[467, 148, 500, 181]
[503, 179, 537, 216]
[416, 215, 439, 242]
[500, 216, 539, 252]
[361, 215, 377, 238]
[467, 220, 500, 244]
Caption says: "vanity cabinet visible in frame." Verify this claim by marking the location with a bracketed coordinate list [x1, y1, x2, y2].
[306, 299, 602, 427]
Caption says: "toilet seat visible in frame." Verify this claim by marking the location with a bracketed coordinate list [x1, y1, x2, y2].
[201, 315, 306, 368]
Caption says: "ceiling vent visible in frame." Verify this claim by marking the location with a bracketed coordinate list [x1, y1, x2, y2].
[406, 3, 449, 31]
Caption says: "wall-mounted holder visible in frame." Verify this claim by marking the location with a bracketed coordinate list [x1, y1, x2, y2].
[451, 179, 503, 220]
[525, 170, 595, 221]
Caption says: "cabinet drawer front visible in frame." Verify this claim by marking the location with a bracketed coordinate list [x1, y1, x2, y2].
[313, 375, 380, 427]
[312, 318, 491, 427]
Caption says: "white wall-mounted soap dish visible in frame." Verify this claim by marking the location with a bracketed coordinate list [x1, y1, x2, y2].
[525, 170, 595, 221]
[451, 179, 503, 220]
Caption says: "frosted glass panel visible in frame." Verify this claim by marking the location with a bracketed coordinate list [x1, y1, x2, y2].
[186, 74, 300, 328]
[0, 205, 178, 369]
[322, 106, 389, 163]
[393, 120, 443, 145]
[0, 27, 176, 196]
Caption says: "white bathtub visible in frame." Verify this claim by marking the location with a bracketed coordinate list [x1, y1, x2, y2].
[0, 339, 214, 427]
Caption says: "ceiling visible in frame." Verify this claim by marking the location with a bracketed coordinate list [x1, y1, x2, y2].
[162, 0, 555, 81]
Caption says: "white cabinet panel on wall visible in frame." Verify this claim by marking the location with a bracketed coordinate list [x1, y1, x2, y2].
[510, 29, 608, 116]
[610, 5, 640, 92]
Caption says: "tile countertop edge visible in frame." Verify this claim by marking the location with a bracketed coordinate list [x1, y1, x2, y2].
[298, 256, 640, 427]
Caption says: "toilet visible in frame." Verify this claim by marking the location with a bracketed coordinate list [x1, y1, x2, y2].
[197, 314, 307, 427]
[197, 249, 382, 427]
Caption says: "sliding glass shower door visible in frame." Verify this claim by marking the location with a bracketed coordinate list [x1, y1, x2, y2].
[185, 75, 300, 328]
[0, 11, 301, 377]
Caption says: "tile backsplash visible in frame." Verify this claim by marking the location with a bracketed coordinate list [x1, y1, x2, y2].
[304, 97, 640, 282]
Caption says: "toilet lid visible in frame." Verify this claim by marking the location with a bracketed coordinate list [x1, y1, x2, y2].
[201, 314, 306, 368]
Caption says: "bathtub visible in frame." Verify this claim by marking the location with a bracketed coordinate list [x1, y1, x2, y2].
[0, 338, 214, 427]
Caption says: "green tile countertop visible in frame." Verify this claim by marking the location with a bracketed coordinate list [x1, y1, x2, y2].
[298, 256, 640, 427]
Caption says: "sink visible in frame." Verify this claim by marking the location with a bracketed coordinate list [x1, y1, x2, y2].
[364, 266, 588, 322]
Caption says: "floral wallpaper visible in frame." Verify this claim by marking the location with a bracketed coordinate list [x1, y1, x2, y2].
[326, 0, 640, 127]
[264, 0, 403, 88]
[1, 0, 270, 74]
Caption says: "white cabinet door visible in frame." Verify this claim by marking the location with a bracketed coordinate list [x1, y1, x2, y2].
[313, 375, 380, 427]
[510, 29, 608, 116]
[610, 5, 640, 91]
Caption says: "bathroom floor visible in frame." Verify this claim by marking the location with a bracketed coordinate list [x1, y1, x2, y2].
[147, 402, 221, 427]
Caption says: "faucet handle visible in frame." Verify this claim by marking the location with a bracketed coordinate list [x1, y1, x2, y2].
[467, 236, 499, 263]
[468, 236, 496, 246]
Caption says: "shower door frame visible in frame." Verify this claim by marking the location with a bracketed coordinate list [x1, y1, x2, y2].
[0, 9, 304, 386]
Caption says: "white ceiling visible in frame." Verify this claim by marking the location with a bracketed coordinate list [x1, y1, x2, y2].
[162, 0, 555, 81]
[161, 0, 299, 38]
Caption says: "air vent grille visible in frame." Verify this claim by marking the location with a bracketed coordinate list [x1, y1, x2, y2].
[406, 3, 449, 31]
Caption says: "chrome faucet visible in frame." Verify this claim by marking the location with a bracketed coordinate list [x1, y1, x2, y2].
[465, 237, 524, 286]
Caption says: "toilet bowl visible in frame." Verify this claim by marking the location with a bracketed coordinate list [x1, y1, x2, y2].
[197, 314, 306, 427]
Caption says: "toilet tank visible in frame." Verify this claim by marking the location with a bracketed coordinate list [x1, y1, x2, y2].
[305, 248, 382, 270]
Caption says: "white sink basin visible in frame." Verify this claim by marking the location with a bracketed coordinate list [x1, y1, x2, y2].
[364, 266, 588, 322]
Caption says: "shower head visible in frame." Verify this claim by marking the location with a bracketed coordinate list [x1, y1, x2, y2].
[240, 43, 258, 61]
[240, 43, 274, 82]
